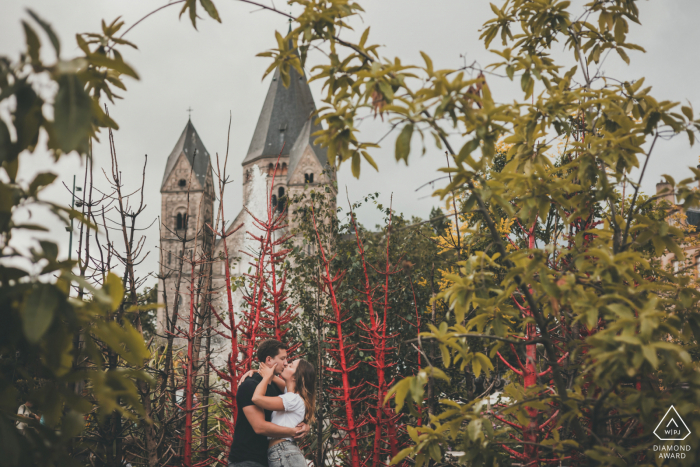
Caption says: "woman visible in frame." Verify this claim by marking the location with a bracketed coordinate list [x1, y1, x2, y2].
[251, 359, 316, 467]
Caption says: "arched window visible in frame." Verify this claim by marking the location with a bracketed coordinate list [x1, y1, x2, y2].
[271, 194, 278, 208]
[268, 163, 274, 176]
[304, 173, 314, 184]
[178, 179, 187, 188]
[176, 213, 188, 230]
[282, 162, 288, 175]
[277, 187, 286, 213]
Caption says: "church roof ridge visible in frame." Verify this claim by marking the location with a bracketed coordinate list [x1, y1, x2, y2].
[162, 119, 211, 190]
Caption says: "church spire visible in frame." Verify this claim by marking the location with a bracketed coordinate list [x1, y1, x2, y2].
[162, 119, 211, 190]
[243, 61, 325, 168]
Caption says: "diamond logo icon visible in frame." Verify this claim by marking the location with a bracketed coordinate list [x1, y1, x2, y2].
[654, 406, 691, 441]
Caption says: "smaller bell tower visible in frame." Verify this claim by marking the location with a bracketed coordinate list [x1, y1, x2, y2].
[157, 118, 215, 332]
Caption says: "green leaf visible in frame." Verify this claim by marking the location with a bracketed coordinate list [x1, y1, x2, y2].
[359, 28, 370, 48]
[458, 138, 480, 162]
[351, 153, 361, 179]
[29, 172, 57, 196]
[428, 442, 441, 461]
[395, 123, 414, 164]
[179, 0, 198, 29]
[27, 9, 60, 56]
[87, 54, 139, 79]
[39, 240, 58, 261]
[362, 151, 379, 171]
[22, 21, 41, 63]
[642, 345, 658, 369]
[53, 74, 92, 154]
[0, 119, 11, 164]
[521, 71, 531, 93]
[391, 447, 413, 465]
[468, 418, 482, 441]
[104, 272, 125, 311]
[614, 17, 627, 44]
[120, 320, 150, 363]
[681, 106, 693, 120]
[617, 48, 630, 65]
[60, 410, 86, 439]
[389, 377, 411, 411]
[22, 283, 61, 343]
[473, 357, 482, 378]
[420, 51, 433, 75]
[199, 0, 221, 22]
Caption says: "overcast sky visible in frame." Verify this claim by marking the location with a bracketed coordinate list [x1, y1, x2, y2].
[2, 0, 700, 287]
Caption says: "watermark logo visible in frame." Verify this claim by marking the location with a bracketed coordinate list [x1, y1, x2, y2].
[654, 405, 691, 441]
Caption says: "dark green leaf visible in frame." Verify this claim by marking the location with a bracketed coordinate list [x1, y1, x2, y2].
[200, 0, 221, 22]
[39, 240, 59, 261]
[351, 153, 361, 178]
[395, 123, 414, 164]
[27, 9, 60, 56]
[29, 172, 57, 196]
[22, 21, 41, 63]
[0, 119, 11, 164]
[22, 284, 61, 343]
[53, 74, 92, 154]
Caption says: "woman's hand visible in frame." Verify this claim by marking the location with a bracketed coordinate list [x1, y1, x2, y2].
[294, 422, 310, 439]
[237, 370, 257, 387]
[259, 363, 276, 380]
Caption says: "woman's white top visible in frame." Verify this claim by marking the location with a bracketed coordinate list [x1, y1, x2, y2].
[270, 389, 305, 441]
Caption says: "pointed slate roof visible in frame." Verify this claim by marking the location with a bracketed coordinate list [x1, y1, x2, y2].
[288, 119, 328, 179]
[243, 65, 326, 169]
[162, 119, 211, 190]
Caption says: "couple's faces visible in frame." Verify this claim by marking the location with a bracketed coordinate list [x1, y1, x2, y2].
[266, 349, 288, 376]
[281, 359, 299, 381]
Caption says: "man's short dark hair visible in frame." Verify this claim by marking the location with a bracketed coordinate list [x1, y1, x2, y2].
[257, 339, 286, 363]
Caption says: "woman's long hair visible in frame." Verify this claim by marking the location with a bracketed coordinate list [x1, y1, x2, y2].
[295, 359, 316, 424]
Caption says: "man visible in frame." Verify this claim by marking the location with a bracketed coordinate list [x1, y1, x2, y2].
[228, 339, 309, 467]
[16, 400, 39, 435]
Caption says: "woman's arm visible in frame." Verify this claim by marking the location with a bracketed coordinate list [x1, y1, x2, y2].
[252, 364, 285, 411]
[239, 370, 284, 392]
[271, 375, 286, 392]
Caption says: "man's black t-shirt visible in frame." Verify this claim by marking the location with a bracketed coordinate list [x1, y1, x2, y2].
[228, 373, 282, 466]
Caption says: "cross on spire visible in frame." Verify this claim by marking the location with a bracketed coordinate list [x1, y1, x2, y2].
[187, 106, 193, 120]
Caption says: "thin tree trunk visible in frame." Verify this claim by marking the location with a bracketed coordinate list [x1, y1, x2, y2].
[315, 264, 324, 467]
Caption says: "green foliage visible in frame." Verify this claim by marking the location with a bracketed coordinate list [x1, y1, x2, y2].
[265, 0, 700, 465]
[0, 10, 150, 467]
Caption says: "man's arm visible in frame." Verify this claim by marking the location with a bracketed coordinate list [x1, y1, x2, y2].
[243, 405, 296, 438]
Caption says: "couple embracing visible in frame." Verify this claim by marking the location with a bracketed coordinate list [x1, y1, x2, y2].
[228, 339, 316, 467]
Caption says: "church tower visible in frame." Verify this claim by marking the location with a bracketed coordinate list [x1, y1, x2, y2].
[241, 64, 330, 212]
[157, 119, 215, 332]
[211, 62, 332, 281]
[156, 61, 332, 360]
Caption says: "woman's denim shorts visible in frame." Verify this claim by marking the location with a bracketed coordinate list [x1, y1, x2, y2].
[268, 440, 307, 467]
